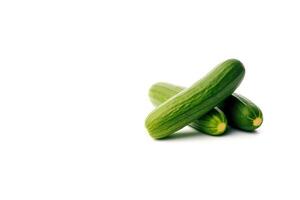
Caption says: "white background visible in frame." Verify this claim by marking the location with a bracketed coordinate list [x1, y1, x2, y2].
[0, 0, 299, 199]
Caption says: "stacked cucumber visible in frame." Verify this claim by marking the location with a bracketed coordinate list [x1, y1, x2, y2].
[145, 59, 263, 139]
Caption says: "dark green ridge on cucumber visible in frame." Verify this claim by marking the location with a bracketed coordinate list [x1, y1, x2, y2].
[145, 59, 245, 139]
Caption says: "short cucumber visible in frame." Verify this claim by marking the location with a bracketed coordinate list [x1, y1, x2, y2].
[145, 59, 245, 139]
[149, 82, 227, 136]
[151, 82, 263, 132]
[218, 94, 263, 131]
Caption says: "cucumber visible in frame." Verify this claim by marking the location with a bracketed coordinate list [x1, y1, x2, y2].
[150, 82, 263, 132]
[145, 59, 245, 139]
[149, 82, 227, 136]
[218, 94, 263, 131]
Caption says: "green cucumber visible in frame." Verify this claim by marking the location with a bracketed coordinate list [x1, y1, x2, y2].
[219, 94, 263, 131]
[149, 82, 227, 136]
[145, 59, 245, 139]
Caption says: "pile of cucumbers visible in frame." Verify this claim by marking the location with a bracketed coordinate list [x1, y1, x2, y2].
[145, 59, 263, 139]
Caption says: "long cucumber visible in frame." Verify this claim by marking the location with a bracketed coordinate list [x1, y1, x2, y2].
[145, 59, 245, 139]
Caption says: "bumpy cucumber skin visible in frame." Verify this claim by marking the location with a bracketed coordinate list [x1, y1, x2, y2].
[145, 59, 245, 139]
[219, 94, 263, 131]
[149, 82, 227, 136]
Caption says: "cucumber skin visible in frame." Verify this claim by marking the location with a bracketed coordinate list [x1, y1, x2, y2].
[145, 59, 245, 139]
[219, 94, 263, 131]
[149, 83, 227, 136]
